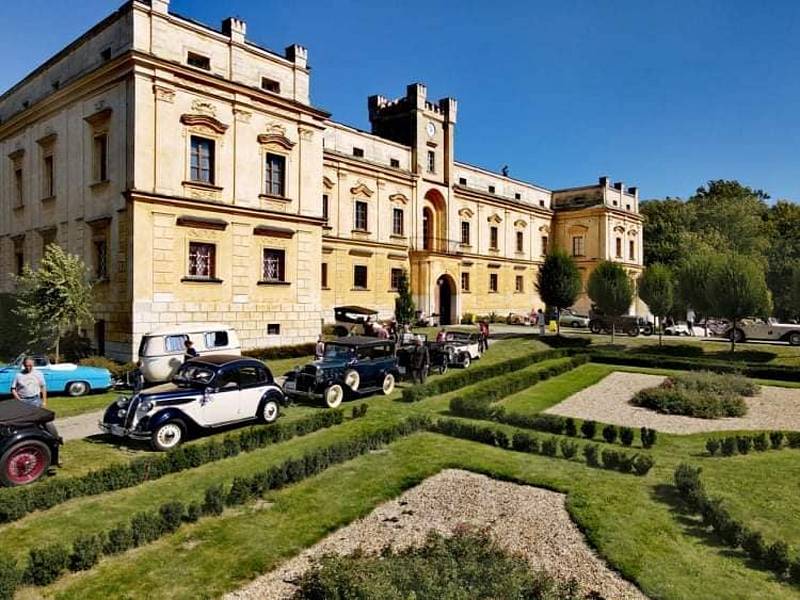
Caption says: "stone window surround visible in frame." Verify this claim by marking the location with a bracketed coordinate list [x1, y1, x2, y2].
[36, 133, 57, 202]
[84, 107, 112, 188]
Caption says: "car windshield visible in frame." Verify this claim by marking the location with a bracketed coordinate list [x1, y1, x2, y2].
[323, 345, 354, 360]
[172, 364, 215, 386]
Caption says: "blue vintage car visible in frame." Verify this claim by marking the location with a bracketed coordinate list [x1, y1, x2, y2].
[283, 337, 399, 408]
[0, 355, 112, 397]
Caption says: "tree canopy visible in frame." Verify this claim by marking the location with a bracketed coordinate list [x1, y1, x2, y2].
[587, 261, 634, 343]
[394, 270, 415, 325]
[638, 264, 674, 346]
[535, 250, 581, 334]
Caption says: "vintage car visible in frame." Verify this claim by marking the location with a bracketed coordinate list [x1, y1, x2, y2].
[664, 322, 694, 336]
[724, 318, 800, 346]
[588, 312, 654, 337]
[559, 309, 591, 328]
[283, 337, 400, 408]
[0, 400, 61, 486]
[332, 306, 381, 338]
[441, 331, 482, 368]
[396, 334, 450, 377]
[0, 355, 112, 397]
[100, 355, 286, 451]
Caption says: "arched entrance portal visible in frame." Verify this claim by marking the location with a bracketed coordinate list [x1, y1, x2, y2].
[437, 274, 457, 325]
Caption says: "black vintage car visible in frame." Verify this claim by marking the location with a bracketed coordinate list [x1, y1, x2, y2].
[396, 334, 450, 378]
[588, 309, 654, 337]
[283, 337, 400, 408]
[0, 400, 61, 486]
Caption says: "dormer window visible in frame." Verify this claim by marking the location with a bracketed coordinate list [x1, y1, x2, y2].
[390, 158, 400, 168]
[187, 52, 210, 71]
[488, 185, 495, 194]
[459, 177, 467, 186]
[352, 147, 364, 158]
[514, 192, 521, 200]
[261, 77, 280, 93]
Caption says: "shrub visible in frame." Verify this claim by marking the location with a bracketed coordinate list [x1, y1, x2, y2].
[202, 484, 226, 517]
[742, 529, 766, 561]
[736, 436, 752, 455]
[705, 438, 720, 456]
[0, 553, 19, 600]
[669, 370, 759, 398]
[720, 437, 737, 456]
[184, 502, 202, 523]
[632, 454, 655, 476]
[559, 439, 578, 459]
[601, 450, 619, 470]
[619, 427, 634, 447]
[770, 430, 784, 450]
[765, 541, 790, 575]
[752, 433, 769, 452]
[541, 437, 558, 457]
[78, 355, 129, 380]
[602, 424, 618, 444]
[69, 534, 103, 572]
[640, 427, 657, 449]
[159, 501, 185, 533]
[787, 432, 800, 448]
[511, 432, 538, 453]
[351, 403, 369, 419]
[494, 430, 509, 449]
[565, 418, 577, 437]
[631, 386, 746, 419]
[130, 512, 163, 547]
[25, 544, 69, 586]
[583, 444, 600, 467]
[226, 477, 253, 506]
[498, 413, 566, 435]
[103, 525, 133, 555]
[242, 342, 316, 360]
[718, 518, 745, 547]
[790, 558, 800, 585]
[581, 420, 596, 439]
[674, 464, 704, 510]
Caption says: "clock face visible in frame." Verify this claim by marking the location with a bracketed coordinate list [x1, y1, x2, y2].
[426, 121, 436, 137]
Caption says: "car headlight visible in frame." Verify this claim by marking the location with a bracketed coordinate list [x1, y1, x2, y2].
[116, 396, 130, 408]
[139, 400, 154, 412]
[117, 409, 126, 418]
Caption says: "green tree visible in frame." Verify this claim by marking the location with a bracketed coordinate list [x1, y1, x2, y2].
[766, 201, 800, 320]
[535, 249, 581, 335]
[638, 264, 674, 347]
[393, 270, 415, 326]
[587, 261, 634, 344]
[13, 244, 94, 361]
[676, 251, 719, 335]
[710, 254, 771, 353]
[640, 198, 694, 267]
[789, 265, 800, 322]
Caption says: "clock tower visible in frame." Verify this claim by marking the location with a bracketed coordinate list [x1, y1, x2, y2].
[368, 83, 458, 186]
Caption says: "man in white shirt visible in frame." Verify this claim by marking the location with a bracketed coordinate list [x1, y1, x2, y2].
[11, 357, 47, 408]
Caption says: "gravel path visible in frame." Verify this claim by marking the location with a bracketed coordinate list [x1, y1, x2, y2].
[226, 469, 646, 600]
[545, 371, 800, 434]
[55, 410, 105, 441]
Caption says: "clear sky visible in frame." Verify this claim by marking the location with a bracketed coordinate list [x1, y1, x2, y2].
[1, 0, 798, 200]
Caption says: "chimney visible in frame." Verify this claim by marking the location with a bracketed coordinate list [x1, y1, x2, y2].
[285, 44, 308, 69]
[151, 0, 169, 14]
[598, 176, 609, 186]
[628, 186, 638, 197]
[613, 181, 623, 191]
[222, 17, 247, 43]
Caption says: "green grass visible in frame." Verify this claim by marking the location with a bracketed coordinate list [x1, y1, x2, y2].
[46, 392, 118, 418]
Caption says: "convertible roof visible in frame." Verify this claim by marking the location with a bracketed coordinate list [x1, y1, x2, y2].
[328, 336, 394, 347]
[0, 400, 55, 426]
[334, 306, 378, 315]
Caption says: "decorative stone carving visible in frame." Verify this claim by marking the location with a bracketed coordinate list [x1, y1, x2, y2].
[487, 213, 502, 224]
[191, 99, 217, 116]
[350, 182, 374, 198]
[538, 224, 550, 233]
[233, 108, 252, 123]
[180, 114, 229, 134]
[322, 176, 335, 189]
[298, 126, 314, 141]
[514, 219, 527, 228]
[458, 207, 474, 218]
[389, 193, 409, 205]
[153, 85, 176, 103]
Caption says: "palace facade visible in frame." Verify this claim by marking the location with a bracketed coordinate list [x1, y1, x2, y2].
[0, 0, 643, 360]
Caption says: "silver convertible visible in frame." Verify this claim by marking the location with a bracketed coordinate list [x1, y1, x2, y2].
[725, 318, 800, 346]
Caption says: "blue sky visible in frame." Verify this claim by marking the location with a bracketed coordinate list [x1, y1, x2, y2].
[1, 0, 798, 200]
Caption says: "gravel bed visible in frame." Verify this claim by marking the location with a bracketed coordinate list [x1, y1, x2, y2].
[545, 371, 800, 434]
[226, 469, 646, 600]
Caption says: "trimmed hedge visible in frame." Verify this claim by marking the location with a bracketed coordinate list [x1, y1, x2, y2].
[0, 410, 345, 525]
[674, 463, 800, 585]
[401, 348, 582, 402]
[2, 415, 432, 595]
[706, 431, 792, 457]
[590, 350, 800, 382]
[242, 342, 316, 360]
[431, 418, 654, 476]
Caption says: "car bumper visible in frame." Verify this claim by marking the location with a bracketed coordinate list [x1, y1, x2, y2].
[99, 422, 150, 441]
[282, 381, 323, 401]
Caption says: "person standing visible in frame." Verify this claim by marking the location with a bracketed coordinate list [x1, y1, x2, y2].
[436, 328, 447, 343]
[411, 338, 430, 384]
[11, 357, 47, 408]
[315, 335, 325, 359]
[183, 339, 198, 362]
[537, 309, 546, 336]
[686, 308, 695, 337]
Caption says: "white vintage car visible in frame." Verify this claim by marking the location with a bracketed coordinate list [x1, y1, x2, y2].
[441, 331, 482, 368]
[725, 318, 800, 346]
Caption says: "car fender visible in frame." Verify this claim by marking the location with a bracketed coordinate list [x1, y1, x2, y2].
[779, 330, 800, 341]
[0, 428, 61, 465]
[148, 408, 199, 433]
[258, 387, 287, 411]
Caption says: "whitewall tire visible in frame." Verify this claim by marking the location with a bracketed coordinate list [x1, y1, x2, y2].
[344, 369, 360, 391]
[260, 400, 280, 423]
[66, 381, 90, 397]
[325, 384, 344, 409]
[381, 373, 396, 395]
[151, 422, 184, 452]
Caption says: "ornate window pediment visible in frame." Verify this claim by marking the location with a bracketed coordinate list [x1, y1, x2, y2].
[350, 182, 374, 198]
[257, 123, 295, 150]
[458, 207, 474, 218]
[84, 107, 112, 127]
[322, 176, 335, 189]
[628, 228, 639, 237]
[389, 193, 409, 205]
[514, 219, 527, 228]
[538, 224, 550, 233]
[487, 213, 502, 224]
[180, 114, 229, 134]
[613, 225, 626, 234]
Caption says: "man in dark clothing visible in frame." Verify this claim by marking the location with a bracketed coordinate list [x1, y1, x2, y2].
[411, 338, 430, 384]
[184, 339, 198, 363]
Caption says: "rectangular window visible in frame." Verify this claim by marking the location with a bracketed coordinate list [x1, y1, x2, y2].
[187, 51, 210, 70]
[94, 239, 108, 279]
[354, 201, 368, 231]
[93, 134, 108, 182]
[265, 153, 285, 196]
[100, 47, 112, 62]
[516, 231, 524, 253]
[205, 330, 229, 348]
[390, 158, 400, 168]
[488, 185, 496, 194]
[14, 167, 23, 207]
[490, 226, 498, 250]
[541, 235, 548, 256]
[15, 251, 23, 276]
[572, 236, 585, 257]
[515, 275, 524, 293]
[461, 272, 470, 292]
[539, 199, 545, 207]
[165, 335, 188, 353]
[43, 155, 54, 198]
[188, 242, 216, 279]
[321, 263, 328, 288]
[616, 237, 622, 258]
[514, 192, 521, 200]
[390, 268, 403, 291]
[267, 323, 280, 335]
[190, 136, 214, 184]
[352, 147, 364, 158]
[489, 273, 498, 292]
[322, 194, 329, 222]
[427, 150, 435, 174]
[629, 240, 635, 261]
[262, 248, 286, 282]
[392, 208, 404, 236]
[461, 221, 471, 245]
[459, 177, 467, 186]
[261, 77, 280, 93]
[353, 265, 368, 289]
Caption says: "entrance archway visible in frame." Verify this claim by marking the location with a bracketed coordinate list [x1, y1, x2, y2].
[437, 274, 457, 325]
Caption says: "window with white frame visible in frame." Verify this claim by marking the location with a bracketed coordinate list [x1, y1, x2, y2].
[265, 153, 285, 196]
[489, 273, 498, 292]
[262, 248, 285, 282]
[461, 221, 471, 245]
[354, 201, 368, 231]
[516, 231, 524, 253]
[572, 236, 585, 257]
[353, 265, 368, 289]
[490, 226, 499, 250]
[392, 208, 404, 236]
[188, 242, 216, 279]
[515, 275, 524, 293]
[427, 150, 435, 174]
[190, 136, 214, 184]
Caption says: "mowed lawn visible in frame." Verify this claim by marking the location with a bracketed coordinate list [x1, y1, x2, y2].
[6, 337, 800, 600]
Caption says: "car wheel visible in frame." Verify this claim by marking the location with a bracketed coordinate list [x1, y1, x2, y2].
[729, 328, 745, 343]
[589, 320, 602, 334]
[1, 440, 51, 487]
[789, 332, 800, 346]
[627, 325, 640, 337]
[324, 384, 344, 409]
[344, 369, 360, 391]
[151, 421, 184, 452]
[259, 398, 280, 423]
[460, 353, 471, 369]
[65, 381, 90, 397]
[381, 373, 396, 395]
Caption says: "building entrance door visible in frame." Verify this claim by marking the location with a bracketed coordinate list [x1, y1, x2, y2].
[437, 275, 455, 325]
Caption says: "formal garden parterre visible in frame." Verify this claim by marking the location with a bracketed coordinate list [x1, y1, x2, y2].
[2, 336, 800, 599]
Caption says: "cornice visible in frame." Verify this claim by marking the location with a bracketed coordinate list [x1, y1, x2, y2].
[453, 184, 553, 218]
